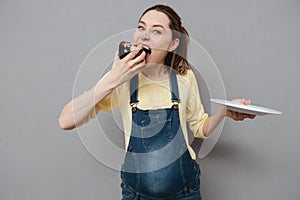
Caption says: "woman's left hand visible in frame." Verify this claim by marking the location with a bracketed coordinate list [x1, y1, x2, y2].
[225, 99, 256, 121]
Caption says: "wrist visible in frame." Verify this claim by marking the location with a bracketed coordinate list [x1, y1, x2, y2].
[97, 71, 118, 90]
[219, 108, 227, 118]
[93, 72, 117, 104]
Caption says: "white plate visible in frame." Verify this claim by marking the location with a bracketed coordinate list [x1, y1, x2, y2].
[210, 98, 282, 116]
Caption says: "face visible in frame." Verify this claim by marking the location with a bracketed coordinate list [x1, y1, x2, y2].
[133, 10, 179, 64]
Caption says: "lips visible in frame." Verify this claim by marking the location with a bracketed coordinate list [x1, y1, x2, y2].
[134, 47, 150, 60]
[135, 43, 151, 54]
[134, 44, 150, 63]
[141, 44, 151, 55]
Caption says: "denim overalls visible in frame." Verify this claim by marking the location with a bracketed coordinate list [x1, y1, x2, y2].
[120, 70, 202, 200]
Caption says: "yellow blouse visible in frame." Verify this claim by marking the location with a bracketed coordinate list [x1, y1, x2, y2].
[78, 69, 208, 160]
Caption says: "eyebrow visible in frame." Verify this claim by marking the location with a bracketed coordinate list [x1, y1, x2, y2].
[139, 20, 166, 30]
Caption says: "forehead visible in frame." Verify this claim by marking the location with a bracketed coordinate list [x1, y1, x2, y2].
[139, 10, 170, 28]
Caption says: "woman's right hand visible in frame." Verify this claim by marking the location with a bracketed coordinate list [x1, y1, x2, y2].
[58, 46, 146, 130]
[109, 46, 146, 87]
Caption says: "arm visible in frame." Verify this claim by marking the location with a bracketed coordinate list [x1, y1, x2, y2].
[203, 99, 256, 137]
[58, 49, 147, 130]
[58, 72, 116, 130]
[202, 108, 226, 137]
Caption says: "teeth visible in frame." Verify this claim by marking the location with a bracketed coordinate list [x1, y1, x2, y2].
[142, 45, 151, 55]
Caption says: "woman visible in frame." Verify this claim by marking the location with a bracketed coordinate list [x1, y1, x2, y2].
[58, 4, 255, 199]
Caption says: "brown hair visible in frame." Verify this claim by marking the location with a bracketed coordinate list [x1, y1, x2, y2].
[139, 4, 191, 75]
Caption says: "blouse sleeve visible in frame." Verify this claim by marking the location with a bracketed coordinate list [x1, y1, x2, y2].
[186, 70, 208, 139]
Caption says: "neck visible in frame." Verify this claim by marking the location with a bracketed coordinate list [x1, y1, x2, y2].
[141, 64, 169, 81]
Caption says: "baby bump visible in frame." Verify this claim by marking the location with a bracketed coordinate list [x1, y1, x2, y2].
[138, 159, 184, 197]
[122, 151, 199, 198]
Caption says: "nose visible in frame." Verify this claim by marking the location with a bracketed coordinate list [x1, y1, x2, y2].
[141, 29, 150, 40]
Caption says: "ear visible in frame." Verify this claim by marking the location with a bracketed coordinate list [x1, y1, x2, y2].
[168, 38, 180, 52]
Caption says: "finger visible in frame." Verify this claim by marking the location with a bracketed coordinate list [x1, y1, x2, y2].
[232, 98, 251, 105]
[235, 112, 242, 121]
[225, 109, 231, 117]
[247, 114, 256, 119]
[245, 99, 251, 105]
[240, 113, 248, 120]
[239, 99, 250, 105]
[126, 61, 146, 79]
[226, 110, 240, 120]
[243, 99, 251, 105]
[232, 111, 239, 120]
[240, 113, 256, 120]
[132, 60, 146, 71]
[236, 112, 245, 121]
[128, 51, 146, 68]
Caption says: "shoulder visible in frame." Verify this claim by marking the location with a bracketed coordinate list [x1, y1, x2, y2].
[176, 69, 198, 87]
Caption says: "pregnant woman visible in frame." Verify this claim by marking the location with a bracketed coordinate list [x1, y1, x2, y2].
[58, 4, 255, 199]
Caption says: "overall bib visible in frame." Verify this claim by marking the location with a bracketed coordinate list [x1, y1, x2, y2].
[120, 71, 202, 200]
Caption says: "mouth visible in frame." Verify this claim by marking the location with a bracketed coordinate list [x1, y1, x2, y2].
[136, 44, 151, 63]
[134, 43, 151, 54]
[141, 44, 151, 56]
[132, 43, 152, 62]
[142, 46, 151, 63]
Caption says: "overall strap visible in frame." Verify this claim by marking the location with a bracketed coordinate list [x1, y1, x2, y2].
[169, 70, 181, 109]
[169, 70, 181, 102]
[129, 74, 139, 112]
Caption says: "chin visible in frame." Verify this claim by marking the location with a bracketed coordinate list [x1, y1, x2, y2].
[145, 55, 164, 65]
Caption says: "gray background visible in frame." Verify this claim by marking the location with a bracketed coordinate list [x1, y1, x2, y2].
[1, 0, 299, 199]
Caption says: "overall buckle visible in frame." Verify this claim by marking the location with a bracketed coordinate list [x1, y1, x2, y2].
[130, 101, 139, 112]
[171, 99, 181, 110]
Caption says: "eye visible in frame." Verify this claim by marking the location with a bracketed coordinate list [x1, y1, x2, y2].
[137, 25, 145, 30]
[153, 29, 162, 35]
